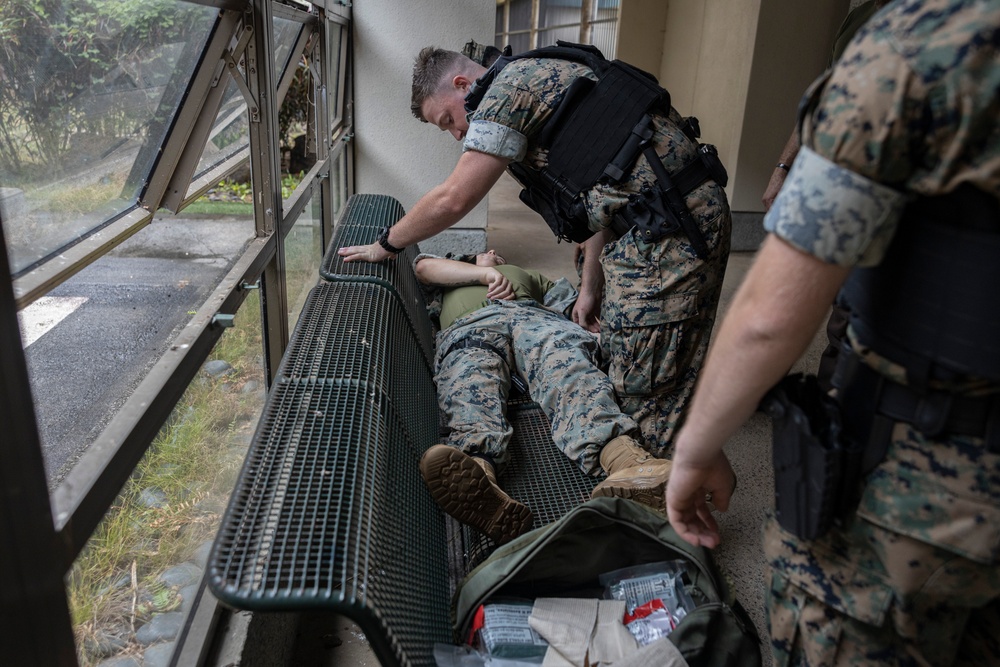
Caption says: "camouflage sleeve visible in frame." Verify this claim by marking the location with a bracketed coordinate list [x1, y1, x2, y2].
[542, 276, 578, 319]
[801, 14, 928, 185]
[471, 59, 589, 144]
[764, 146, 907, 266]
[464, 120, 527, 160]
[767, 9, 929, 267]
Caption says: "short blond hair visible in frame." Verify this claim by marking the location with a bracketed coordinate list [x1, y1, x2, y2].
[410, 47, 477, 121]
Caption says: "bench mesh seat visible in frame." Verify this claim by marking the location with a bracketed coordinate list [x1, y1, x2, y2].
[211, 192, 608, 666]
[319, 194, 435, 366]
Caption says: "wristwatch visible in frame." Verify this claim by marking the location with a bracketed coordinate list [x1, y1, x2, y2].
[376, 226, 405, 254]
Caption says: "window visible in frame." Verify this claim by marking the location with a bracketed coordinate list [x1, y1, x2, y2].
[495, 0, 619, 57]
[0, 1, 354, 663]
[0, 1, 220, 278]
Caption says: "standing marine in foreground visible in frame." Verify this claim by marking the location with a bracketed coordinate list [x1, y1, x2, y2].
[666, 0, 1000, 664]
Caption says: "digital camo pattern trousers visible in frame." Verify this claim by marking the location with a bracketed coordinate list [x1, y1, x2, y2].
[765, 422, 1000, 666]
[434, 301, 639, 476]
[599, 210, 731, 457]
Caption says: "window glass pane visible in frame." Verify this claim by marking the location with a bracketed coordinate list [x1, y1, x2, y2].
[592, 0, 620, 58]
[327, 23, 345, 130]
[284, 193, 322, 332]
[67, 291, 266, 665]
[508, 0, 531, 53]
[22, 203, 255, 483]
[281, 56, 315, 177]
[273, 17, 304, 80]
[193, 79, 251, 183]
[0, 0, 220, 277]
[538, 0, 582, 47]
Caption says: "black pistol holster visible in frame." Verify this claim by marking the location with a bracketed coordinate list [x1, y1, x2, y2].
[761, 373, 862, 540]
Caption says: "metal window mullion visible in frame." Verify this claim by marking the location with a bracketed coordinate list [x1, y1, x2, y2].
[530, 0, 540, 50]
[314, 16, 333, 247]
[51, 234, 276, 560]
[0, 222, 78, 666]
[580, 0, 594, 43]
[246, 0, 289, 382]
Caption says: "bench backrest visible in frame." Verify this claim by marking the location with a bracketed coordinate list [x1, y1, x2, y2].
[209, 195, 449, 667]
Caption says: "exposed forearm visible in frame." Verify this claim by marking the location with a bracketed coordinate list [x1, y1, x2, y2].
[386, 183, 474, 249]
[673, 235, 850, 463]
[580, 230, 609, 297]
[384, 150, 511, 250]
[414, 257, 489, 286]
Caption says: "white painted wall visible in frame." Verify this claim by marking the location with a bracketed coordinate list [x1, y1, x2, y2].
[353, 0, 495, 232]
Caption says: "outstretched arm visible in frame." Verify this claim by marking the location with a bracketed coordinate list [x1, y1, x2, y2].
[666, 234, 850, 548]
[338, 150, 511, 262]
[414, 256, 514, 300]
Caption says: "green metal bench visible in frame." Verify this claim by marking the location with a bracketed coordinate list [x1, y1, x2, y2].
[208, 194, 598, 667]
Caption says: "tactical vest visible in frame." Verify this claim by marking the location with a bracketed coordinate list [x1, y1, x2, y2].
[840, 184, 1000, 384]
[464, 41, 725, 245]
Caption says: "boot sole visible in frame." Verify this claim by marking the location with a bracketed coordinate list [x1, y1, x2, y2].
[590, 469, 670, 512]
[419, 446, 533, 544]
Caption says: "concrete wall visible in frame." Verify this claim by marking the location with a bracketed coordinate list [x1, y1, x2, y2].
[616, 0, 848, 247]
[353, 0, 495, 245]
[657, 0, 762, 209]
[731, 0, 846, 212]
[647, 0, 848, 214]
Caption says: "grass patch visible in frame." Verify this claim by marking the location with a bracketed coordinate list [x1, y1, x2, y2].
[181, 199, 254, 216]
[69, 292, 264, 665]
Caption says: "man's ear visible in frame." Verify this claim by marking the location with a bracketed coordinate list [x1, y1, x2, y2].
[452, 74, 472, 93]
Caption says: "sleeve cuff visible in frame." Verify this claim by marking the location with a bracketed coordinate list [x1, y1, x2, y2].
[463, 120, 527, 161]
[763, 146, 907, 267]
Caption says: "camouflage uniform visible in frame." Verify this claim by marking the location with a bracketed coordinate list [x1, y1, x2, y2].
[763, 1, 1000, 663]
[430, 267, 640, 476]
[465, 58, 731, 455]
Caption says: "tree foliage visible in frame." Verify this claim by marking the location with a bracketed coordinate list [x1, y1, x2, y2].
[0, 0, 193, 177]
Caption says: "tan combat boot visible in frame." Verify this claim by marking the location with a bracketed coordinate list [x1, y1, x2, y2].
[590, 435, 672, 511]
[419, 444, 533, 544]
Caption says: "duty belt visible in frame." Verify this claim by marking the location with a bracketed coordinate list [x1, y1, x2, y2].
[836, 349, 1000, 460]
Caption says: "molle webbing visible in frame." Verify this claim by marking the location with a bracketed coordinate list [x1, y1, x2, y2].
[543, 61, 668, 195]
[842, 185, 1000, 382]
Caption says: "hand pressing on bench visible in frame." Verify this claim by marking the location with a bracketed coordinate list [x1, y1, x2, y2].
[338, 241, 393, 263]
